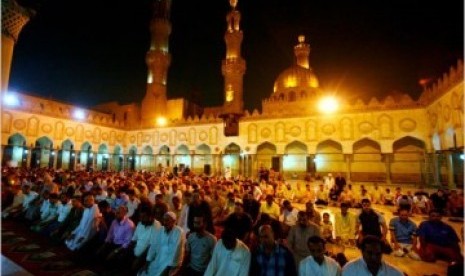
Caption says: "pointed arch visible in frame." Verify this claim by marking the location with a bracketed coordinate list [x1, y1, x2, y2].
[353, 138, 381, 153]
[7, 133, 26, 146]
[285, 140, 308, 154]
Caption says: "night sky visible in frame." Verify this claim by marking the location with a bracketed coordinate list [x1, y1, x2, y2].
[9, 0, 464, 112]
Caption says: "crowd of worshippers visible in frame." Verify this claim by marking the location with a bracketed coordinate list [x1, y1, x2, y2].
[2, 166, 464, 276]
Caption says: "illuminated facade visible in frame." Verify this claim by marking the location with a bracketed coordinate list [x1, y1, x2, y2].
[1, 0, 463, 188]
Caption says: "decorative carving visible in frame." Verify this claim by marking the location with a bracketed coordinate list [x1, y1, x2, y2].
[289, 126, 301, 137]
[399, 118, 417, 132]
[378, 114, 393, 138]
[160, 133, 168, 142]
[2, 112, 12, 133]
[261, 127, 271, 139]
[321, 124, 335, 135]
[102, 133, 109, 141]
[26, 117, 39, 136]
[189, 128, 196, 145]
[169, 130, 177, 146]
[66, 127, 75, 137]
[443, 104, 451, 122]
[179, 133, 187, 142]
[199, 131, 208, 142]
[137, 132, 143, 146]
[76, 125, 84, 142]
[129, 135, 136, 143]
[153, 131, 160, 146]
[275, 123, 285, 142]
[54, 122, 64, 139]
[209, 127, 218, 145]
[305, 120, 317, 141]
[110, 131, 116, 145]
[13, 119, 26, 130]
[41, 124, 52, 133]
[359, 122, 374, 134]
[340, 118, 353, 140]
[248, 124, 258, 143]
[143, 134, 151, 143]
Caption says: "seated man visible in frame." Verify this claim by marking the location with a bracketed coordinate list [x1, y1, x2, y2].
[382, 188, 395, 206]
[96, 205, 135, 266]
[342, 235, 403, 276]
[412, 192, 429, 215]
[315, 184, 329, 206]
[2, 185, 24, 219]
[51, 195, 84, 243]
[417, 209, 463, 263]
[334, 202, 357, 246]
[31, 192, 61, 232]
[389, 207, 420, 260]
[260, 195, 280, 220]
[300, 236, 341, 276]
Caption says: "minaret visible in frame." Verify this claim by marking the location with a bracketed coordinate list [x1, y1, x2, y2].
[221, 0, 246, 115]
[294, 35, 310, 69]
[220, 0, 245, 136]
[141, 0, 172, 125]
[1, 0, 34, 92]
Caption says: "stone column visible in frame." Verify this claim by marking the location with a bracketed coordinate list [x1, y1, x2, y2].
[344, 154, 352, 182]
[384, 154, 392, 185]
[52, 150, 58, 169]
[445, 152, 455, 188]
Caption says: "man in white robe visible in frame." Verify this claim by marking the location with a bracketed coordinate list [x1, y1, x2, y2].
[204, 228, 251, 276]
[139, 211, 184, 276]
[299, 236, 341, 276]
[65, 194, 101, 251]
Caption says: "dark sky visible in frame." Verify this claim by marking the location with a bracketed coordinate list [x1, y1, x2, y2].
[10, 0, 464, 112]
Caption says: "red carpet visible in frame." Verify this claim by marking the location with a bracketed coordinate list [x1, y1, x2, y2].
[1, 219, 100, 276]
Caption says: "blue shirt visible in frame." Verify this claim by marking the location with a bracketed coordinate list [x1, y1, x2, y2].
[417, 220, 459, 247]
[250, 243, 297, 276]
[388, 217, 417, 244]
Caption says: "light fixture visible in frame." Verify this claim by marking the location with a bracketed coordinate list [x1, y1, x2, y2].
[3, 93, 20, 107]
[318, 96, 339, 114]
[156, 117, 167, 126]
[73, 109, 85, 120]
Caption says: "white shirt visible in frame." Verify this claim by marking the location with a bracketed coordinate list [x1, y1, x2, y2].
[204, 239, 251, 276]
[281, 207, 299, 226]
[127, 198, 140, 218]
[22, 191, 38, 209]
[41, 202, 61, 222]
[40, 199, 51, 220]
[65, 204, 100, 251]
[144, 226, 184, 276]
[57, 201, 73, 222]
[342, 257, 403, 276]
[178, 204, 190, 234]
[132, 220, 161, 257]
[299, 255, 341, 276]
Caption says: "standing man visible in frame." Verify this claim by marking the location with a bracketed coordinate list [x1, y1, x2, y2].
[287, 211, 321, 265]
[204, 228, 251, 276]
[335, 173, 346, 196]
[299, 236, 341, 276]
[250, 224, 297, 276]
[184, 215, 217, 276]
[342, 235, 403, 276]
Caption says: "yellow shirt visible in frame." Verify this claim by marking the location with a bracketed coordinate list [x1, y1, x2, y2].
[260, 202, 280, 220]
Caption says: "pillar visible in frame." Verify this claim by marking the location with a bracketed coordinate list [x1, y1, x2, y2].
[344, 154, 352, 182]
[446, 152, 455, 188]
[384, 154, 392, 185]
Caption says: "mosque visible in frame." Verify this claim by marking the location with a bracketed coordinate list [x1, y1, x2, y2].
[1, 0, 463, 189]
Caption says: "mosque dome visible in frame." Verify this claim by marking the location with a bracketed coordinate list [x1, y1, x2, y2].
[271, 35, 320, 99]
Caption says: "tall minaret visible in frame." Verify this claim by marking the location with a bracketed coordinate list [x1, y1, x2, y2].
[141, 0, 172, 125]
[294, 35, 310, 69]
[221, 0, 246, 115]
[1, 0, 33, 92]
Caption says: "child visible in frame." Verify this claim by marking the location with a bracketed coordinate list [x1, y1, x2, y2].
[321, 212, 334, 243]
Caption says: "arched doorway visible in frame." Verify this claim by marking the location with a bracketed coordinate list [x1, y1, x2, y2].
[351, 138, 384, 183]
[157, 145, 170, 171]
[196, 144, 212, 175]
[79, 142, 93, 171]
[256, 142, 276, 173]
[284, 141, 308, 179]
[175, 145, 190, 173]
[392, 136, 426, 186]
[315, 139, 344, 178]
[97, 144, 109, 171]
[113, 145, 123, 171]
[2, 133, 27, 167]
[141, 145, 154, 171]
[59, 139, 74, 170]
[32, 136, 54, 168]
[128, 146, 137, 171]
[224, 143, 241, 177]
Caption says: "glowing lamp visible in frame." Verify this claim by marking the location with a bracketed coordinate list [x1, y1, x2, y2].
[3, 93, 19, 107]
[156, 117, 167, 126]
[73, 109, 85, 120]
[318, 97, 339, 114]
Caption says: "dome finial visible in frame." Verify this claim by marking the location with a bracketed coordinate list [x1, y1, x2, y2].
[298, 35, 305, 43]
